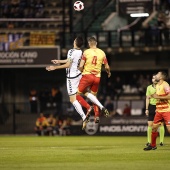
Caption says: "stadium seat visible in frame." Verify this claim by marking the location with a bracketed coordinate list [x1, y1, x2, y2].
[131, 109, 142, 116]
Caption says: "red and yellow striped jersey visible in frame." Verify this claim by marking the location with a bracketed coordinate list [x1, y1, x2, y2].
[81, 48, 108, 77]
[156, 81, 170, 112]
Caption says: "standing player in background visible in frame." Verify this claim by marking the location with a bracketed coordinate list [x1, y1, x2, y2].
[145, 74, 165, 147]
[144, 71, 170, 151]
[46, 36, 92, 129]
[77, 36, 111, 123]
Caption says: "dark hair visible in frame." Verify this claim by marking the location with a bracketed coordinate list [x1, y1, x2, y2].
[160, 71, 168, 80]
[152, 73, 157, 78]
[88, 36, 97, 42]
[75, 36, 84, 48]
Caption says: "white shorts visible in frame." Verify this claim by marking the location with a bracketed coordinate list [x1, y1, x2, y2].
[66, 74, 82, 96]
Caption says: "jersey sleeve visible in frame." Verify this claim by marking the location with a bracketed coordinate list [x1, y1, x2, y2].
[82, 51, 86, 61]
[164, 82, 170, 94]
[67, 49, 74, 62]
[101, 51, 108, 64]
[103, 56, 108, 64]
[146, 86, 150, 96]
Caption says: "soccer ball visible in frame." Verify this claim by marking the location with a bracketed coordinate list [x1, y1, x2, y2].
[73, 1, 84, 11]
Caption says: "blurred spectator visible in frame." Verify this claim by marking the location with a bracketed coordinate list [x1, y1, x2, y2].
[153, 0, 160, 11]
[35, 0, 44, 10]
[143, 12, 169, 45]
[104, 96, 114, 116]
[7, 22, 14, 29]
[113, 76, 123, 99]
[157, 12, 169, 44]
[34, 0, 44, 17]
[105, 81, 115, 99]
[11, 0, 20, 7]
[34, 113, 48, 136]
[24, 8, 34, 18]
[130, 74, 138, 89]
[157, 13, 167, 29]
[29, 88, 38, 113]
[98, 95, 105, 105]
[39, 87, 50, 112]
[123, 104, 131, 116]
[50, 86, 63, 116]
[59, 117, 72, 136]
[1, 1, 10, 18]
[0, 0, 45, 19]
[46, 114, 57, 136]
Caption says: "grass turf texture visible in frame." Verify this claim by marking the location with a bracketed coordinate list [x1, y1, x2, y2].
[0, 136, 170, 170]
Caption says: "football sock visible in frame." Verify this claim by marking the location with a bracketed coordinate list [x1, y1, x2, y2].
[72, 100, 86, 121]
[87, 93, 103, 110]
[76, 95, 91, 110]
[159, 125, 165, 143]
[93, 104, 100, 117]
[151, 131, 158, 147]
[147, 126, 152, 143]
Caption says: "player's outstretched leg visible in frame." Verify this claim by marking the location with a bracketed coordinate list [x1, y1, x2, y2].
[86, 106, 93, 117]
[86, 93, 110, 117]
[95, 117, 100, 123]
[101, 107, 110, 117]
[82, 113, 91, 130]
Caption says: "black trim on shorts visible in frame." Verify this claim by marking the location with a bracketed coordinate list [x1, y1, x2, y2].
[68, 92, 77, 96]
[148, 104, 156, 121]
[66, 73, 81, 79]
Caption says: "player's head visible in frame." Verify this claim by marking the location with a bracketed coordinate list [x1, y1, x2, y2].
[87, 36, 97, 47]
[155, 71, 168, 82]
[152, 74, 157, 84]
[74, 36, 84, 48]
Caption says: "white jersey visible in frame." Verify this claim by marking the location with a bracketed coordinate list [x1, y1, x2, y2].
[66, 49, 82, 78]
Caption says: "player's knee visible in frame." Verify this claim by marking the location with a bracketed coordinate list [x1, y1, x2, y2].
[152, 125, 158, 132]
[148, 122, 153, 127]
[91, 90, 97, 96]
[84, 92, 89, 97]
[77, 90, 82, 95]
[69, 97, 75, 104]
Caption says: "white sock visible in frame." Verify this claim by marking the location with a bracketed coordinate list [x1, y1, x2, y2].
[72, 100, 86, 121]
[87, 93, 103, 110]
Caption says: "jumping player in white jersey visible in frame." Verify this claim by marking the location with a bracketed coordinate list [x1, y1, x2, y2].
[46, 36, 110, 130]
[46, 36, 92, 129]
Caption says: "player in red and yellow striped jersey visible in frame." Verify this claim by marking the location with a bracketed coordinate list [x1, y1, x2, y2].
[77, 37, 111, 123]
[145, 74, 165, 147]
[144, 71, 170, 151]
[81, 47, 108, 77]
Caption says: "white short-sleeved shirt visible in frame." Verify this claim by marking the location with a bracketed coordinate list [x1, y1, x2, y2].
[66, 49, 82, 95]
[66, 49, 82, 78]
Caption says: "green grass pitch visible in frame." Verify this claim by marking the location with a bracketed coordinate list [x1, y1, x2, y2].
[0, 136, 170, 170]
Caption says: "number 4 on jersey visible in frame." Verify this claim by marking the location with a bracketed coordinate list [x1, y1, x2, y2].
[92, 56, 97, 66]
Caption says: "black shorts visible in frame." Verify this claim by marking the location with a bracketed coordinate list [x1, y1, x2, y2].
[148, 104, 156, 121]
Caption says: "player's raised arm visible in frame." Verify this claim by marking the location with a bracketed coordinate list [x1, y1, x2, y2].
[78, 59, 85, 72]
[46, 60, 71, 71]
[78, 53, 86, 72]
[152, 85, 170, 99]
[152, 94, 170, 100]
[104, 63, 111, 78]
[51, 59, 68, 64]
[103, 56, 111, 78]
[151, 92, 169, 99]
